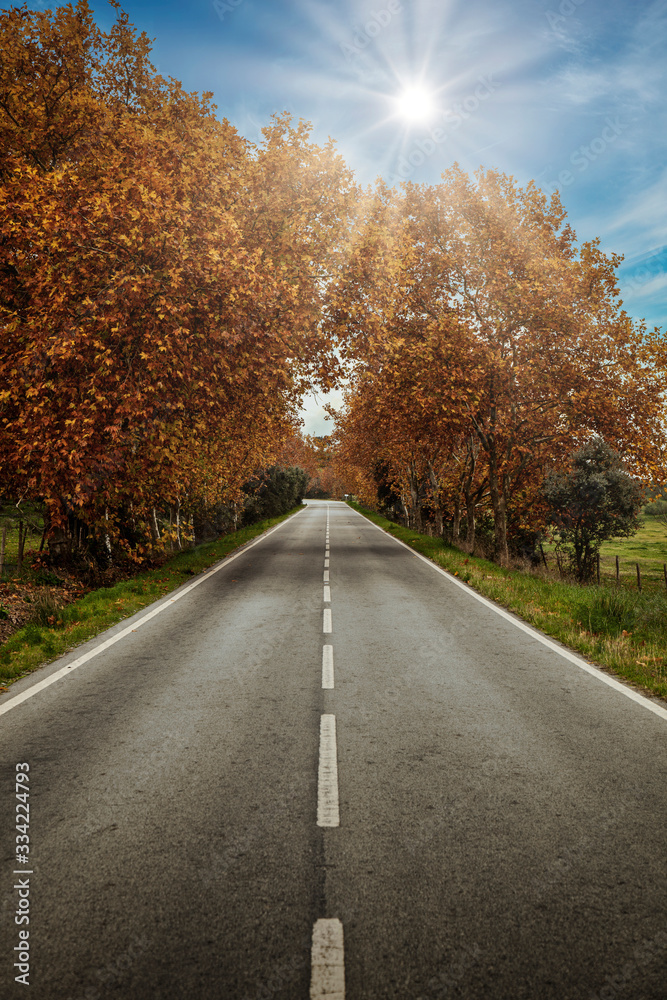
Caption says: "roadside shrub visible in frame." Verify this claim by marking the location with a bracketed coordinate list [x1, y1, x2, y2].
[543, 438, 643, 582]
[31, 591, 64, 627]
[242, 466, 308, 524]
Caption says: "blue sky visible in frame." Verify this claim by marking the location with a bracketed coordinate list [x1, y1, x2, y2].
[22, 0, 667, 433]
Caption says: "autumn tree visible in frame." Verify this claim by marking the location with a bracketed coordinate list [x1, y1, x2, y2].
[401, 169, 667, 562]
[0, 1, 356, 562]
[330, 171, 667, 563]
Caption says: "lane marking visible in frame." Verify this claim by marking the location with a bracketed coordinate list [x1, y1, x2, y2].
[323, 609, 332, 633]
[0, 509, 308, 718]
[323, 570, 330, 582]
[317, 714, 340, 827]
[323, 585, 331, 603]
[322, 645, 334, 688]
[351, 507, 667, 723]
[324, 559, 330, 568]
[310, 918, 345, 999]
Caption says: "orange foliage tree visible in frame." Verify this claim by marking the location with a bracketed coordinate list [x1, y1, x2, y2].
[330, 171, 667, 563]
[0, 1, 356, 560]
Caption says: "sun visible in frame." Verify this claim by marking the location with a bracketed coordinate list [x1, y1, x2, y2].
[395, 85, 436, 123]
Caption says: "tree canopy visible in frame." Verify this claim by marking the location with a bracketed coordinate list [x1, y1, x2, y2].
[0, 1, 355, 558]
[329, 172, 667, 563]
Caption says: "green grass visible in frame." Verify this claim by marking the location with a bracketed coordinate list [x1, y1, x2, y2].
[348, 502, 667, 703]
[0, 520, 44, 573]
[0, 507, 303, 689]
[599, 516, 667, 590]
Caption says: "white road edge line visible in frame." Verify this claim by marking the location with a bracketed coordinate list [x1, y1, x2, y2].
[0, 508, 307, 718]
[323, 608, 332, 634]
[310, 918, 345, 999]
[317, 714, 340, 827]
[322, 645, 334, 689]
[350, 507, 667, 723]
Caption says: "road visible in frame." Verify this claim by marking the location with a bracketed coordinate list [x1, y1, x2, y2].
[1, 499, 666, 999]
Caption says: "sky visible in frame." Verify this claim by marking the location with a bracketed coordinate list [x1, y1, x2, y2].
[20, 0, 667, 434]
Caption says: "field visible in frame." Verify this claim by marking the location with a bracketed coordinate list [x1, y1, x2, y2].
[599, 515, 667, 590]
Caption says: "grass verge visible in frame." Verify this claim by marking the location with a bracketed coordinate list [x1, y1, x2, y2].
[0, 507, 303, 691]
[349, 502, 667, 704]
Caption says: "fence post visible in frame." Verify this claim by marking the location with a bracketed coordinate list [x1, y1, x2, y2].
[596, 553, 600, 585]
[615, 555, 620, 583]
[636, 562, 642, 592]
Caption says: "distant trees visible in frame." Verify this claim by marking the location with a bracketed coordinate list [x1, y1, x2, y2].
[542, 439, 644, 582]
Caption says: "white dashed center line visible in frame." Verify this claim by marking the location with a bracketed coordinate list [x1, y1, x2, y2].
[323, 570, 329, 582]
[324, 559, 329, 568]
[317, 714, 340, 827]
[310, 918, 345, 999]
[322, 645, 334, 689]
[323, 585, 331, 603]
[323, 608, 332, 633]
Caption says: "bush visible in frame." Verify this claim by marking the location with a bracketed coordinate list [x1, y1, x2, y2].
[31, 591, 64, 627]
[242, 466, 308, 524]
[543, 438, 643, 582]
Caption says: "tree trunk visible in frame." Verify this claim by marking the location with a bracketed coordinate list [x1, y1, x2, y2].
[17, 520, 25, 571]
[462, 436, 478, 552]
[451, 497, 460, 543]
[427, 460, 443, 537]
[464, 498, 475, 552]
[176, 500, 182, 549]
[104, 507, 112, 562]
[408, 464, 420, 531]
[151, 508, 160, 546]
[488, 453, 509, 565]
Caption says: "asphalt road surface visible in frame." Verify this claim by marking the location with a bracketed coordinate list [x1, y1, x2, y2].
[1, 500, 666, 1000]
